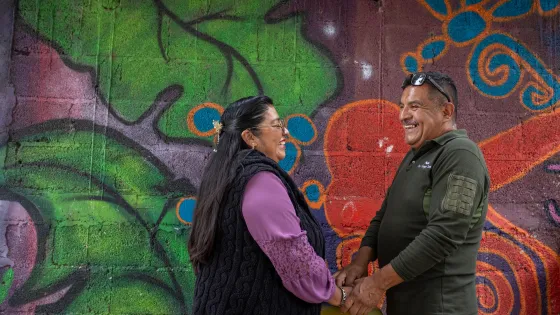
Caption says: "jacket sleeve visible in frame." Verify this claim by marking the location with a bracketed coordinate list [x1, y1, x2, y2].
[242, 171, 336, 303]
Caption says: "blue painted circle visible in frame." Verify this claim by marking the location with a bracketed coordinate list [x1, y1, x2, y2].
[278, 142, 298, 172]
[540, 0, 558, 12]
[425, 0, 448, 15]
[493, 0, 532, 17]
[404, 56, 418, 73]
[287, 116, 315, 143]
[193, 107, 221, 133]
[305, 184, 321, 202]
[421, 41, 446, 60]
[448, 11, 486, 43]
[178, 199, 196, 223]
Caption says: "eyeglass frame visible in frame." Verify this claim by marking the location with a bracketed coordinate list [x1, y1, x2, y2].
[401, 73, 452, 103]
[249, 118, 287, 132]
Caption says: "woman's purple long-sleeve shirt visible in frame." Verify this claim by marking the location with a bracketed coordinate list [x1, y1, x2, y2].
[241, 171, 336, 304]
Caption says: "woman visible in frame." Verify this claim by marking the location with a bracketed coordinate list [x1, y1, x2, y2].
[188, 96, 350, 314]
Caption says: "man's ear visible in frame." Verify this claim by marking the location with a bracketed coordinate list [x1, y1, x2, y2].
[442, 102, 455, 121]
[241, 129, 255, 147]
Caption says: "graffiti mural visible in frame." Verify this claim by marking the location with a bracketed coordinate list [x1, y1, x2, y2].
[401, 0, 560, 111]
[1, 0, 559, 314]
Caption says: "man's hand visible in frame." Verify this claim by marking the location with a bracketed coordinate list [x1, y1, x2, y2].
[334, 246, 375, 287]
[341, 263, 404, 315]
[340, 275, 384, 315]
[333, 261, 368, 288]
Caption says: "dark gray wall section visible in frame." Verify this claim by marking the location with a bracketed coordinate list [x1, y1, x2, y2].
[0, 0, 16, 145]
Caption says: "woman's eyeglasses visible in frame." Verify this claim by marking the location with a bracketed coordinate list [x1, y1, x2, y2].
[402, 73, 451, 103]
[270, 119, 285, 130]
[251, 119, 287, 131]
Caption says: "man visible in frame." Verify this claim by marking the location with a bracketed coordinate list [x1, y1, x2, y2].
[335, 71, 490, 315]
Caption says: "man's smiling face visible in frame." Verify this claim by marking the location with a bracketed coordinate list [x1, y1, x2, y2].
[399, 84, 449, 150]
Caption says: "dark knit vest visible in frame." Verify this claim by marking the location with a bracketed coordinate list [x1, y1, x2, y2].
[193, 150, 325, 315]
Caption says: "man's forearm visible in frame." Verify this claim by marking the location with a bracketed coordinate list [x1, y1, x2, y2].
[360, 214, 384, 255]
[377, 263, 404, 290]
[360, 197, 388, 252]
[354, 246, 375, 266]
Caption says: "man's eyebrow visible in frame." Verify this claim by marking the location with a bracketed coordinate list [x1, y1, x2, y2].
[408, 100, 424, 105]
[400, 100, 423, 106]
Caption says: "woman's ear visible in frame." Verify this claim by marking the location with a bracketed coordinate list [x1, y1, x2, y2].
[241, 129, 254, 147]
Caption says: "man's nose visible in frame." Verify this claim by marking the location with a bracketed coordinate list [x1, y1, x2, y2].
[399, 106, 411, 121]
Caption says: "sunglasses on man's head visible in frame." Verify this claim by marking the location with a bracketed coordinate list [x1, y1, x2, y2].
[401, 73, 451, 103]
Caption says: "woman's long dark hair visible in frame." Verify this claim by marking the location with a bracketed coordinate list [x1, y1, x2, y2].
[188, 95, 272, 269]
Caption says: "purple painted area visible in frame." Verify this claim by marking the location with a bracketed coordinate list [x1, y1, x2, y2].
[546, 200, 560, 225]
[9, 28, 210, 185]
[0, 202, 38, 313]
[546, 163, 560, 172]
[490, 153, 560, 252]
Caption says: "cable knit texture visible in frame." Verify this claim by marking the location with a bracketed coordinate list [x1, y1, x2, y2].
[192, 150, 325, 315]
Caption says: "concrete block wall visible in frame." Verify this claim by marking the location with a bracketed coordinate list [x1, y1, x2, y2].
[1, 0, 559, 314]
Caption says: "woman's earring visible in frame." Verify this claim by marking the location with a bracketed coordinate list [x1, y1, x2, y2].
[251, 143, 256, 150]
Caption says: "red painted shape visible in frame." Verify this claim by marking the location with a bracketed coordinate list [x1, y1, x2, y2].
[11, 41, 91, 130]
[479, 109, 560, 191]
[482, 207, 560, 315]
[476, 262, 515, 314]
[324, 100, 408, 237]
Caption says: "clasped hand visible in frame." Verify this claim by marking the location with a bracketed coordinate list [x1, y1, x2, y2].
[332, 263, 384, 315]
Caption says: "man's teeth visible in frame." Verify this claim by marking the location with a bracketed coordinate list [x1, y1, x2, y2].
[404, 125, 417, 129]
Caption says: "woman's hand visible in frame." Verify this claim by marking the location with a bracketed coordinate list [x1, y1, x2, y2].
[327, 285, 353, 306]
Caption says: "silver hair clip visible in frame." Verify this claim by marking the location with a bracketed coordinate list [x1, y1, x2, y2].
[212, 120, 223, 152]
[212, 120, 223, 133]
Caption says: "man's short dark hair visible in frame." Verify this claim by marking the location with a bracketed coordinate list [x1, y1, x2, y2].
[424, 71, 458, 118]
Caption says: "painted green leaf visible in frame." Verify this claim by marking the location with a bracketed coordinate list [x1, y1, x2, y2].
[1, 123, 193, 312]
[0, 267, 14, 304]
[109, 274, 184, 314]
[50, 268, 113, 314]
[17, 0, 337, 139]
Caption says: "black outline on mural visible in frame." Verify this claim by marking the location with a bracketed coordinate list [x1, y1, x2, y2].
[0, 188, 90, 314]
[264, 0, 345, 119]
[2, 119, 198, 313]
[13, 5, 261, 145]
[156, 8, 170, 63]
[9, 119, 183, 180]
[153, 0, 262, 97]
[13, 0, 344, 148]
